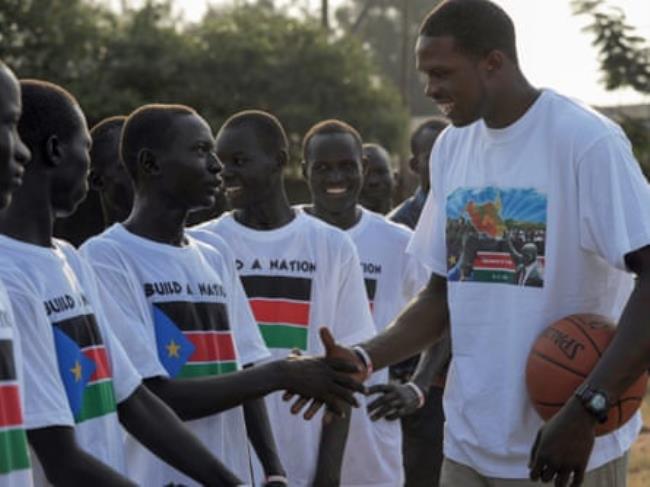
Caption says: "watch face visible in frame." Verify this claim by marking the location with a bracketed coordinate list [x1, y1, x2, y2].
[590, 394, 607, 411]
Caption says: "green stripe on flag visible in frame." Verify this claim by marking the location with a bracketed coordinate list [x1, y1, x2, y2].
[0, 429, 30, 474]
[76, 381, 117, 423]
[259, 323, 308, 350]
[471, 269, 514, 284]
[178, 362, 238, 378]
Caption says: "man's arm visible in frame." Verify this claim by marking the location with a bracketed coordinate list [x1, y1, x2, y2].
[367, 332, 451, 420]
[529, 245, 650, 486]
[362, 274, 449, 370]
[117, 384, 243, 486]
[145, 355, 362, 421]
[28, 427, 137, 487]
[313, 406, 351, 487]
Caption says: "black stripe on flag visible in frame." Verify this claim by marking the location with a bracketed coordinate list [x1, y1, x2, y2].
[364, 279, 377, 301]
[54, 314, 104, 349]
[154, 302, 230, 332]
[240, 275, 312, 301]
[0, 340, 16, 381]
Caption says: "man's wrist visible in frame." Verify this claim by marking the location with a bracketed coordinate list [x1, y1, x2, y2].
[265, 474, 288, 485]
[352, 346, 373, 379]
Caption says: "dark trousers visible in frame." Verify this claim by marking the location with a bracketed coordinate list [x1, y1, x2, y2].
[400, 387, 445, 487]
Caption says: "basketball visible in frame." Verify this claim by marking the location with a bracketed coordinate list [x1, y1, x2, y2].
[526, 313, 648, 436]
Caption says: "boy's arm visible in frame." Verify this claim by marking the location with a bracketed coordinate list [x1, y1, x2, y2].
[28, 427, 137, 487]
[313, 406, 351, 487]
[117, 384, 243, 486]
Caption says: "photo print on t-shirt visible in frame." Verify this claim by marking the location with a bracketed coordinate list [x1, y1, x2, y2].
[446, 186, 547, 287]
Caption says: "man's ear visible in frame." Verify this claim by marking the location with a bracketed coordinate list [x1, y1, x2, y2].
[44, 135, 63, 168]
[482, 49, 505, 78]
[137, 148, 160, 177]
[88, 170, 103, 191]
[277, 149, 289, 169]
[361, 155, 369, 177]
[408, 156, 418, 174]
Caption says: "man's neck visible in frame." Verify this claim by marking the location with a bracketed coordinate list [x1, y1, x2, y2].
[0, 182, 54, 247]
[234, 189, 294, 231]
[123, 194, 188, 247]
[484, 75, 540, 129]
[304, 203, 362, 230]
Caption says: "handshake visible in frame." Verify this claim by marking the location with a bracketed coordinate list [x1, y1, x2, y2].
[278, 327, 425, 422]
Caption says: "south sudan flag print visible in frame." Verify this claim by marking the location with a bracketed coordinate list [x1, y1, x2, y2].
[240, 275, 312, 351]
[154, 302, 237, 378]
[0, 339, 30, 474]
[54, 315, 117, 423]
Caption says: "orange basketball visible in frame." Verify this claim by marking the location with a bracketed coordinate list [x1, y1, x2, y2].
[526, 313, 648, 436]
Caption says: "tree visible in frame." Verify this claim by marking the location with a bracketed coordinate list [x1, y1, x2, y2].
[572, 0, 650, 176]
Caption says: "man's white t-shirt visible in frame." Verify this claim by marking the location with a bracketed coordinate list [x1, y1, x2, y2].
[0, 283, 33, 486]
[0, 236, 142, 483]
[81, 224, 270, 486]
[408, 89, 650, 478]
[195, 211, 394, 487]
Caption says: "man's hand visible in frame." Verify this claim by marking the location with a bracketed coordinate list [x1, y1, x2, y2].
[528, 397, 597, 486]
[279, 332, 364, 419]
[286, 327, 367, 420]
[366, 383, 422, 420]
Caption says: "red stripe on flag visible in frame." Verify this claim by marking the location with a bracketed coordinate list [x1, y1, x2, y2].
[186, 332, 236, 362]
[474, 252, 515, 270]
[83, 347, 112, 382]
[249, 300, 310, 326]
[0, 385, 23, 428]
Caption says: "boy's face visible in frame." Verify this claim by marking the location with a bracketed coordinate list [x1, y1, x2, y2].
[216, 125, 280, 210]
[360, 146, 393, 209]
[0, 66, 30, 209]
[90, 126, 134, 221]
[153, 113, 221, 211]
[305, 132, 363, 214]
[52, 106, 92, 217]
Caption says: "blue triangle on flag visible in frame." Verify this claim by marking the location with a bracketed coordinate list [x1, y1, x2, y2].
[152, 306, 196, 378]
[52, 326, 97, 417]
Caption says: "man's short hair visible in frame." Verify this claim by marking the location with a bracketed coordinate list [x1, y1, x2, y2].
[410, 117, 448, 155]
[419, 0, 518, 64]
[219, 110, 288, 156]
[302, 119, 363, 162]
[120, 104, 196, 183]
[18, 80, 84, 154]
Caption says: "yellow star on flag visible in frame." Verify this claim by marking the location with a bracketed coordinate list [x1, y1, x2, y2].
[166, 340, 181, 358]
[70, 360, 83, 382]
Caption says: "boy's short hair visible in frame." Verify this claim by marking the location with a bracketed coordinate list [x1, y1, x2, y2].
[219, 110, 288, 155]
[410, 117, 448, 155]
[120, 104, 196, 183]
[302, 119, 363, 163]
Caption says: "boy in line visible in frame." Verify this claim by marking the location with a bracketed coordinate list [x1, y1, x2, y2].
[80, 104, 362, 486]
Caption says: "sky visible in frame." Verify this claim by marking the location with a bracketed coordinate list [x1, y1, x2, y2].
[139, 0, 650, 107]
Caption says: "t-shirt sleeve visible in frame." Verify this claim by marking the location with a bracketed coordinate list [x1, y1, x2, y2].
[80, 243, 169, 380]
[402, 252, 431, 301]
[407, 144, 448, 277]
[577, 133, 650, 271]
[7, 289, 74, 429]
[331, 237, 377, 346]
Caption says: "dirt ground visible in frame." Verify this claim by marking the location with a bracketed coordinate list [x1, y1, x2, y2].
[628, 385, 650, 487]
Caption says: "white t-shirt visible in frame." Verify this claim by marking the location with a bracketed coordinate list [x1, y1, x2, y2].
[80, 224, 270, 486]
[0, 283, 33, 487]
[347, 207, 430, 332]
[195, 211, 393, 487]
[0, 236, 142, 484]
[408, 89, 650, 478]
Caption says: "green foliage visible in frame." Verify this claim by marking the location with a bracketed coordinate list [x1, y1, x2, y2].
[0, 0, 408, 165]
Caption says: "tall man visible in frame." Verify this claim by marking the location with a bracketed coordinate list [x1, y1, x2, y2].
[301, 119, 431, 486]
[81, 104, 361, 486]
[0, 61, 33, 487]
[297, 1, 650, 486]
[359, 143, 394, 215]
[193, 110, 396, 487]
[0, 79, 261, 486]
